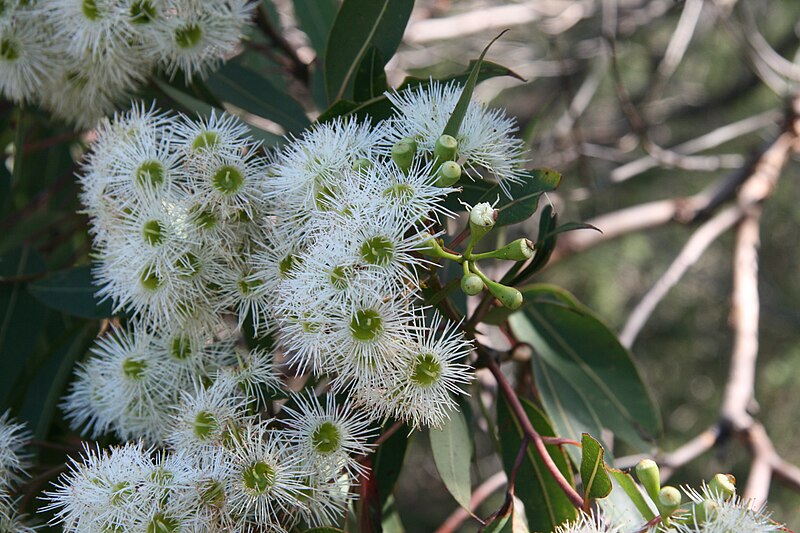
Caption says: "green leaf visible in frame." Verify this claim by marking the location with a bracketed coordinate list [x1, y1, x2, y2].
[353, 46, 388, 102]
[292, 0, 338, 54]
[302, 529, 346, 533]
[508, 285, 661, 451]
[430, 409, 472, 510]
[399, 60, 524, 91]
[325, 0, 413, 102]
[205, 62, 310, 135]
[0, 159, 9, 216]
[497, 393, 578, 531]
[442, 32, 507, 138]
[538, 222, 601, 242]
[28, 265, 114, 319]
[0, 246, 46, 280]
[580, 433, 612, 500]
[443, 169, 561, 226]
[319, 60, 520, 124]
[374, 422, 410, 505]
[154, 80, 282, 146]
[602, 468, 656, 524]
[483, 499, 512, 533]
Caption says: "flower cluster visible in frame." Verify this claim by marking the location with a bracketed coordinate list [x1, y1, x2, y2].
[0, 413, 36, 532]
[54, 79, 535, 530]
[0, 0, 255, 127]
[48, 390, 374, 531]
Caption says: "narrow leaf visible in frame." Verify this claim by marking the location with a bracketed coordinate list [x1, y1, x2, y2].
[205, 62, 310, 134]
[580, 433, 612, 500]
[442, 31, 507, 138]
[28, 265, 113, 319]
[292, 0, 338, 54]
[353, 46, 388, 102]
[603, 468, 656, 523]
[497, 393, 578, 531]
[430, 409, 472, 510]
[374, 422, 410, 505]
[538, 222, 601, 242]
[325, 0, 414, 102]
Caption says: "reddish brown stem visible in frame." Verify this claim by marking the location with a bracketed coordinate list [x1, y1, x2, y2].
[486, 357, 585, 509]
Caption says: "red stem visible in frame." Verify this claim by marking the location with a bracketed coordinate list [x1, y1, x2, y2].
[486, 357, 585, 509]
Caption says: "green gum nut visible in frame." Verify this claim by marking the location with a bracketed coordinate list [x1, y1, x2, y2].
[485, 279, 523, 309]
[391, 137, 416, 173]
[658, 486, 681, 517]
[436, 160, 462, 187]
[635, 459, 661, 503]
[434, 134, 458, 163]
[461, 273, 484, 295]
[476, 238, 535, 261]
[708, 473, 736, 500]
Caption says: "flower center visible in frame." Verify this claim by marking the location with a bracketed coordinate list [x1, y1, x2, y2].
[129, 0, 156, 24]
[122, 357, 147, 380]
[175, 23, 203, 49]
[192, 130, 219, 151]
[329, 264, 351, 290]
[242, 461, 276, 494]
[350, 309, 383, 341]
[211, 165, 244, 195]
[135, 160, 164, 187]
[142, 219, 165, 246]
[279, 253, 300, 278]
[311, 421, 342, 454]
[0, 38, 19, 61]
[139, 267, 162, 292]
[200, 479, 226, 507]
[146, 513, 179, 533]
[360, 235, 394, 266]
[193, 410, 218, 440]
[383, 183, 414, 203]
[82, 0, 101, 20]
[411, 353, 442, 387]
[170, 335, 192, 360]
[175, 252, 201, 278]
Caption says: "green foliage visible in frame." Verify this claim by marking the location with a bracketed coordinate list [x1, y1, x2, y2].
[579, 433, 612, 501]
[28, 265, 113, 319]
[497, 394, 578, 532]
[508, 285, 661, 453]
[429, 409, 473, 510]
[324, 0, 414, 102]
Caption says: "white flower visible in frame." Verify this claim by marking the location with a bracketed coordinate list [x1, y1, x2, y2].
[386, 312, 473, 429]
[554, 511, 621, 532]
[0, 10, 56, 102]
[677, 483, 783, 533]
[282, 391, 375, 480]
[384, 80, 528, 196]
[156, 0, 256, 82]
[226, 421, 311, 531]
[169, 377, 248, 454]
[222, 348, 284, 407]
[43, 441, 153, 531]
[267, 117, 385, 213]
[172, 109, 254, 156]
[0, 412, 30, 491]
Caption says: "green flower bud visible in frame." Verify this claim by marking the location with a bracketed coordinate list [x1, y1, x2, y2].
[484, 279, 523, 310]
[434, 134, 458, 163]
[691, 499, 720, 525]
[461, 273, 484, 295]
[636, 459, 661, 503]
[658, 486, 681, 517]
[471, 238, 535, 261]
[436, 160, 462, 187]
[391, 137, 417, 173]
[708, 473, 736, 500]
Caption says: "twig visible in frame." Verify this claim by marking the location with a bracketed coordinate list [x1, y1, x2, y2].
[434, 471, 507, 533]
[619, 205, 744, 348]
[485, 357, 584, 509]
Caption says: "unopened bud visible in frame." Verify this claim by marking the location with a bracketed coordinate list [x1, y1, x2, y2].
[391, 137, 417, 172]
[472, 238, 534, 261]
[436, 160, 461, 187]
[469, 202, 497, 229]
[658, 486, 681, 516]
[461, 273, 484, 295]
[636, 459, 661, 503]
[708, 473, 736, 500]
[434, 134, 458, 163]
[485, 279, 523, 310]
